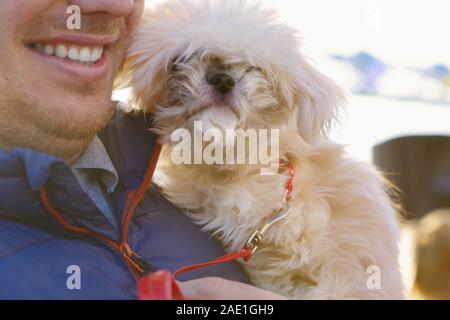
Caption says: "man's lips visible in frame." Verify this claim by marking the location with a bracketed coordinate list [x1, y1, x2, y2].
[25, 33, 118, 82]
[29, 33, 118, 47]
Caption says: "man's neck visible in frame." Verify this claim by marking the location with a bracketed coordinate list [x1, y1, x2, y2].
[0, 96, 115, 164]
[0, 124, 93, 164]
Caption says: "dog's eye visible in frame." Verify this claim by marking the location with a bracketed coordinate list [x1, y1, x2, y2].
[221, 64, 232, 71]
[169, 56, 180, 72]
[244, 66, 263, 74]
[171, 63, 180, 72]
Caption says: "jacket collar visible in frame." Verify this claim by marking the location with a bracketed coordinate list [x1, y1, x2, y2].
[0, 109, 157, 237]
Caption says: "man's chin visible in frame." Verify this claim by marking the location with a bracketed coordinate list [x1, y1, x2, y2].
[39, 101, 115, 139]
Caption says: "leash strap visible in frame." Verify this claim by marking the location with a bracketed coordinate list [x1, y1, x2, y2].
[41, 139, 295, 298]
[174, 248, 252, 278]
[172, 159, 295, 279]
[137, 158, 295, 299]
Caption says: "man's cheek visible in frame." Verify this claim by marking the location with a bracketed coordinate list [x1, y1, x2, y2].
[111, 36, 130, 74]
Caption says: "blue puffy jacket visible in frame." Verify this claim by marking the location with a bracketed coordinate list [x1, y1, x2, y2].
[0, 109, 248, 299]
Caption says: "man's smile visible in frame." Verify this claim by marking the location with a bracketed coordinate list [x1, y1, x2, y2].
[0, 0, 145, 160]
[32, 43, 103, 65]
[25, 33, 118, 82]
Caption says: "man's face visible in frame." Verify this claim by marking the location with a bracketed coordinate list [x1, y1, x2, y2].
[0, 0, 144, 150]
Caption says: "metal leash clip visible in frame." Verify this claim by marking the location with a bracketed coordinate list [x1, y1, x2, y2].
[245, 205, 291, 256]
[244, 159, 295, 258]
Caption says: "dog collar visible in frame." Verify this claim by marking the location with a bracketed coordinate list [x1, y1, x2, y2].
[243, 159, 295, 258]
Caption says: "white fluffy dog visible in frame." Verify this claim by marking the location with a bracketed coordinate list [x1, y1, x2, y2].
[120, 0, 404, 299]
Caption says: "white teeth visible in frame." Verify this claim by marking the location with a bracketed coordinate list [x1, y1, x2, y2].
[91, 47, 103, 62]
[79, 47, 91, 62]
[44, 44, 54, 55]
[67, 47, 79, 61]
[32, 43, 104, 65]
[55, 44, 67, 58]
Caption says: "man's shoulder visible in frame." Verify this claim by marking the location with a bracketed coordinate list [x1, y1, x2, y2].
[98, 103, 157, 188]
[0, 219, 55, 258]
[110, 101, 150, 128]
[100, 103, 155, 150]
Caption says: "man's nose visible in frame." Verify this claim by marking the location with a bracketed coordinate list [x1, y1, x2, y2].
[70, 0, 135, 17]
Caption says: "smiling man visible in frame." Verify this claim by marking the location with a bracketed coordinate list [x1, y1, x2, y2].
[0, 0, 287, 300]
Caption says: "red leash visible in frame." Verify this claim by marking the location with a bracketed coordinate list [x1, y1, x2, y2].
[40, 143, 163, 277]
[138, 159, 295, 300]
[138, 249, 254, 299]
[174, 248, 252, 278]
[170, 159, 295, 279]
[40, 139, 295, 299]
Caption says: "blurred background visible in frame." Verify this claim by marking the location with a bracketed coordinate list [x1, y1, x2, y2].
[141, 0, 450, 299]
[258, 0, 450, 300]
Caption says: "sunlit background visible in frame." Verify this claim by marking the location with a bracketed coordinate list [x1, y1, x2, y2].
[257, 0, 450, 161]
[139, 0, 450, 299]
[258, 0, 450, 300]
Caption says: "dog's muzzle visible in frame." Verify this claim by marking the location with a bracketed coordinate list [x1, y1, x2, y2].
[207, 73, 236, 95]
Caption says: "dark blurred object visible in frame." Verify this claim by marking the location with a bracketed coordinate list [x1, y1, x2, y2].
[373, 135, 450, 219]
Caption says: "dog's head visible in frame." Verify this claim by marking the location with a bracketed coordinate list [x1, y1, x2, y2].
[120, 0, 346, 144]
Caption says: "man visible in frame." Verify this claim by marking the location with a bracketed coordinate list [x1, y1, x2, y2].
[0, 0, 284, 299]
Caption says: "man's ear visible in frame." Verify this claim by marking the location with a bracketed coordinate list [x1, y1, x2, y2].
[280, 59, 347, 143]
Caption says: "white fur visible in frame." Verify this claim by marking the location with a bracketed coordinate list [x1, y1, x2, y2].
[122, 0, 404, 299]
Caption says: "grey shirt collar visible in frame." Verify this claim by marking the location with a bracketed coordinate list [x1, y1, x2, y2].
[71, 135, 119, 193]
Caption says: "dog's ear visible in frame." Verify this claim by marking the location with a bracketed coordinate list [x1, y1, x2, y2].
[277, 58, 347, 143]
[114, 48, 171, 114]
[116, 56, 167, 113]
[114, 10, 183, 113]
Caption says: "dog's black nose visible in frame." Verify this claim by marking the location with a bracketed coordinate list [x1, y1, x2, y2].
[208, 73, 235, 95]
